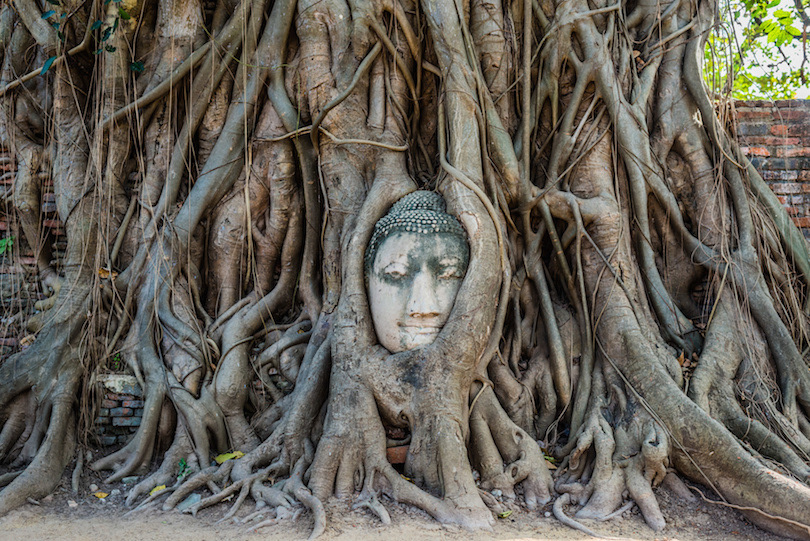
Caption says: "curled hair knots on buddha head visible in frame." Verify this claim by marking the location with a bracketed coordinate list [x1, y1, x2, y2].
[365, 191, 469, 278]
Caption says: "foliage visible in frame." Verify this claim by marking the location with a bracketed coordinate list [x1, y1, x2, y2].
[0, 236, 13, 256]
[705, 0, 808, 98]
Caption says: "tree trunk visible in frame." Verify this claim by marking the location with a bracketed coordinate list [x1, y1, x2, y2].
[0, 0, 809, 538]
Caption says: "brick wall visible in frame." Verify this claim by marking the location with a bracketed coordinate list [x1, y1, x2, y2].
[94, 375, 144, 446]
[734, 99, 810, 238]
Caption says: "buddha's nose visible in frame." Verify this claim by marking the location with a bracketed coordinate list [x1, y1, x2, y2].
[408, 271, 441, 318]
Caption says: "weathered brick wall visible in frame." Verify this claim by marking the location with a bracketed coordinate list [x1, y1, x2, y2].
[734, 99, 810, 238]
[94, 375, 144, 446]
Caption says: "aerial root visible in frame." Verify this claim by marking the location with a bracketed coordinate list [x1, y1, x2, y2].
[477, 488, 507, 515]
[163, 461, 234, 510]
[126, 430, 196, 506]
[71, 451, 83, 493]
[553, 493, 628, 540]
[0, 471, 21, 488]
[288, 452, 325, 540]
[661, 472, 696, 502]
[250, 476, 294, 508]
[470, 385, 553, 508]
[185, 474, 254, 517]
[127, 487, 177, 514]
[352, 491, 391, 525]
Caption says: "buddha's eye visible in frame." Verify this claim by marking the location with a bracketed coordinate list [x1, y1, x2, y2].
[438, 267, 463, 280]
[383, 267, 408, 281]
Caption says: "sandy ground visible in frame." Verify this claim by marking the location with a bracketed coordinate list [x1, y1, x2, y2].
[0, 470, 784, 541]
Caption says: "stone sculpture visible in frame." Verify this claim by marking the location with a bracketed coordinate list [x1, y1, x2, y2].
[365, 191, 470, 352]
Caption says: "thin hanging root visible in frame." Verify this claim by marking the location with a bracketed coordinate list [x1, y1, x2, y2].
[687, 484, 810, 538]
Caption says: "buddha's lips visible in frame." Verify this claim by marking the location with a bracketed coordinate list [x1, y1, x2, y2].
[399, 325, 441, 333]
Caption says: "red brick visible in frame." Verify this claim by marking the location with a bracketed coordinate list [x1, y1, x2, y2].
[775, 99, 809, 108]
[777, 195, 788, 204]
[100, 399, 117, 409]
[741, 146, 770, 157]
[121, 400, 144, 408]
[770, 183, 804, 194]
[775, 109, 810, 121]
[793, 217, 810, 228]
[736, 109, 772, 119]
[776, 147, 810, 158]
[762, 170, 798, 181]
[386, 445, 409, 464]
[735, 100, 768, 108]
[770, 124, 788, 136]
[741, 136, 801, 146]
[798, 171, 810, 182]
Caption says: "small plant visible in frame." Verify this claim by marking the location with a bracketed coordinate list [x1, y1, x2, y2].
[0, 236, 13, 255]
[177, 458, 190, 481]
[110, 352, 123, 372]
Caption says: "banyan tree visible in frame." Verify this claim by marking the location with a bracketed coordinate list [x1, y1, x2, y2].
[0, 0, 809, 537]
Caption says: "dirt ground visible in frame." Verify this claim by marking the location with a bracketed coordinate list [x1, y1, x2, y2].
[0, 461, 785, 541]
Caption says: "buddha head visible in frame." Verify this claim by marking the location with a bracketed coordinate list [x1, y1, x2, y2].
[365, 191, 470, 353]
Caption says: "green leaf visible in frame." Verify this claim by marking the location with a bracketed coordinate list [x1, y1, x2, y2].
[105, 45, 116, 52]
[118, 7, 130, 19]
[0, 236, 13, 255]
[129, 61, 144, 72]
[101, 26, 112, 41]
[45, 0, 60, 4]
[786, 25, 802, 36]
[40, 56, 57, 75]
[773, 9, 790, 17]
[41, 10, 56, 19]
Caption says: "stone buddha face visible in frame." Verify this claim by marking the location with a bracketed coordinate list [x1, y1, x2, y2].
[366, 192, 469, 353]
